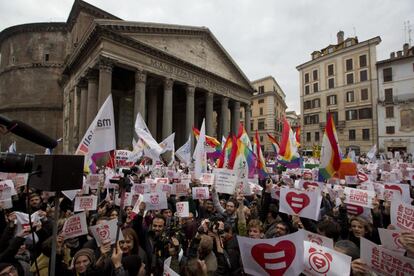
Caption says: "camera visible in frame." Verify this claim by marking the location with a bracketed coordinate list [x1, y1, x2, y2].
[0, 152, 34, 173]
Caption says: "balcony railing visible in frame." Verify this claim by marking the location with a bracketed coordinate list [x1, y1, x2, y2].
[378, 94, 414, 105]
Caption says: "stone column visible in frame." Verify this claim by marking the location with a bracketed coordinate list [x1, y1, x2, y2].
[162, 78, 174, 139]
[232, 101, 240, 135]
[134, 69, 147, 120]
[245, 103, 251, 137]
[73, 85, 81, 149]
[186, 85, 195, 137]
[220, 97, 229, 137]
[98, 57, 113, 108]
[148, 85, 158, 138]
[86, 70, 99, 126]
[78, 78, 88, 136]
[205, 92, 214, 136]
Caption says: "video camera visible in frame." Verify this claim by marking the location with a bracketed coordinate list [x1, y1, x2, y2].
[0, 115, 84, 191]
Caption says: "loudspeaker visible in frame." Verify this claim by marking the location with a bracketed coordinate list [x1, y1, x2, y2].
[28, 155, 84, 191]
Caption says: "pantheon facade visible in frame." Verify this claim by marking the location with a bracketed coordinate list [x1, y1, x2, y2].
[0, 0, 254, 154]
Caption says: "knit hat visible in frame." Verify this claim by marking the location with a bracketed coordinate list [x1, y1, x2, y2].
[73, 248, 96, 265]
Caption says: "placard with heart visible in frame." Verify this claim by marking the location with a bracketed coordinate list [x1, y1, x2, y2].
[303, 241, 351, 276]
[378, 228, 406, 255]
[298, 180, 324, 191]
[279, 187, 322, 221]
[384, 183, 411, 203]
[192, 187, 210, 200]
[89, 218, 124, 246]
[142, 192, 168, 210]
[237, 230, 304, 276]
[303, 230, 334, 249]
[176, 201, 189, 218]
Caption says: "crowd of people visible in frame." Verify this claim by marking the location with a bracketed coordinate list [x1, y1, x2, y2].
[0, 152, 413, 276]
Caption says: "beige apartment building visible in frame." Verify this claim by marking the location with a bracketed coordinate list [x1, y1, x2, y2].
[245, 76, 287, 153]
[296, 31, 381, 154]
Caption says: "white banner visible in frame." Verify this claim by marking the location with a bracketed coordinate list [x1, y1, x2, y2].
[279, 187, 322, 220]
[213, 168, 237, 195]
[142, 192, 168, 210]
[344, 187, 375, 208]
[193, 119, 207, 179]
[303, 241, 351, 276]
[89, 218, 124, 246]
[391, 201, 414, 232]
[361, 237, 414, 275]
[62, 212, 88, 240]
[176, 201, 189, 217]
[237, 231, 304, 276]
[175, 134, 192, 166]
[192, 187, 210, 200]
[74, 195, 98, 212]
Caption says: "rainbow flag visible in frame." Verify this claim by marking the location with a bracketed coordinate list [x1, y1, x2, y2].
[267, 133, 280, 155]
[234, 136, 257, 178]
[277, 118, 301, 168]
[237, 122, 252, 150]
[192, 127, 221, 159]
[318, 113, 342, 181]
[253, 131, 268, 179]
[217, 135, 237, 169]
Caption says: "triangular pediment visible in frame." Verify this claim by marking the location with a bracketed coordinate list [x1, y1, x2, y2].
[96, 21, 252, 90]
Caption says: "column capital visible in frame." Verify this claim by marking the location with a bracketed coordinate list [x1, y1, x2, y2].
[135, 69, 147, 83]
[186, 84, 195, 96]
[164, 78, 174, 90]
[84, 68, 98, 81]
[77, 77, 88, 88]
[206, 91, 214, 99]
[98, 56, 114, 73]
[221, 96, 229, 104]
[244, 103, 251, 110]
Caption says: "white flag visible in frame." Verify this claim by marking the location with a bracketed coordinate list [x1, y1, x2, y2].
[367, 144, 377, 160]
[76, 95, 116, 171]
[237, 230, 304, 276]
[176, 134, 192, 166]
[7, 141, 16, 153]
[136, 127, 162, 162]
[132, 113, 151, 145]
[193, 119, 207, 179]
[159, 133, 175, 166]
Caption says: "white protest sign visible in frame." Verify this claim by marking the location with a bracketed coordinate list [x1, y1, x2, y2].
[384, 183, 411, 203]
[172, 181, 190, 196]
[9, 174, 28, 189]
[74, 195, 98, 212]
[142, 192, 168, 210]
[303, 230, 334, 249]
[0, 199, 12, 209]
[270, 185, 280, 200]
[378, 228, 406, 255]
[156, 183, 173, 194]
[89, 218, 124, 246]
[237, 230, 304, 276]
[344, 187, 375, 208]
[62, 189, 81, 201]
[155, 178, 169, 185]
[114, 192, 133, 207]
[131, 194, 144, 214]
[87, 174, 103, 190]
[0, 180, 16, 196]
[163, 257, 180, 276]
[213, 168, 237, 195]
[62, 212, 88, 240]
[361, 237, 414, 275]
[132, 183, 150, 195]
[303, 241, 351, 276]
[297, 180, 324, 191]
[279, 187, 322, 220]
[391, 201, 414, 232]
[176, 201, 189, 217]
[200, 173, 215, 185]
[115, 150, 135, 167]
[192, 187, 210, 200]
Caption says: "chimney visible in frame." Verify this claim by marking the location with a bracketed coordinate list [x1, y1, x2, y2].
[403, 43, 409, 56]
[397, 51, 403, 57]
[337, 31, 344, 44]
[390, 52, 395, 59]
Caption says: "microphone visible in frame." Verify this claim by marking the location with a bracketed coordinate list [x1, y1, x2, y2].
[0, 115, 58, 149]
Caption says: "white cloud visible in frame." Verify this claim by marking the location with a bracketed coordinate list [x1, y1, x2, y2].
[1, 0, 413, 114]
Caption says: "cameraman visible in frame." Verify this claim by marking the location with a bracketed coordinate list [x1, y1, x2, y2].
[211, 186, 237, 232]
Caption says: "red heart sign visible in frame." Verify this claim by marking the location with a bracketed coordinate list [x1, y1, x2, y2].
[150, 195, 159, 204]
[177, 203, 184, 213]
[384, 184, 403, 195]
[251, 240, 296, 275]
[286, 192, 310, 213]
[346, 204, 364, 216]
[392, 233, 404, 249]
[303, 181, 319, 190]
